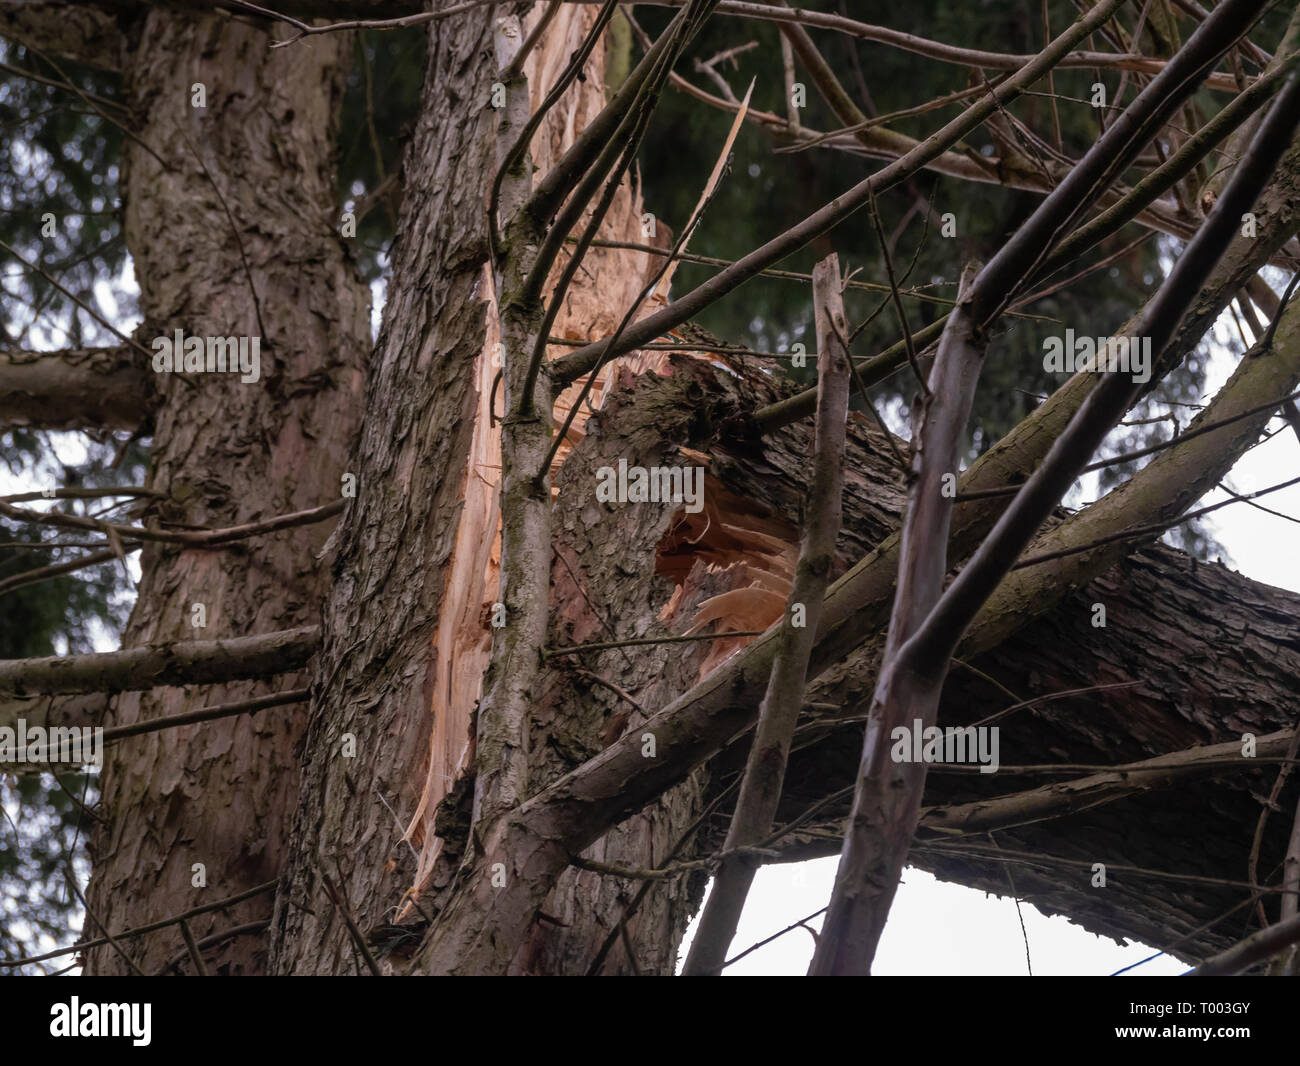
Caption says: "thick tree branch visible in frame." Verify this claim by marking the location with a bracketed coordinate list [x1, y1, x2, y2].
[0, 625, 320, 695]
[809, 264, 985, 975]
[0, 345, 155, 431]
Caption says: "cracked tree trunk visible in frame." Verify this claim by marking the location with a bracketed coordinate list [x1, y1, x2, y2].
[268, 3, 685, 976]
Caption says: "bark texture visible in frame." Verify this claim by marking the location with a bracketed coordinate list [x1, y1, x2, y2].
[10, 1, 1296, 977]
[269, 2, 676, 975]
[81, 8, 370, 975]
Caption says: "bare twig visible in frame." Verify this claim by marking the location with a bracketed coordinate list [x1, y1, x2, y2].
[0, 881, 277, 968]
[683, 252, 850, 975]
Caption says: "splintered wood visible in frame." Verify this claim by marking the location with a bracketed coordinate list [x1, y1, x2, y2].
[403, 7, 793, 910]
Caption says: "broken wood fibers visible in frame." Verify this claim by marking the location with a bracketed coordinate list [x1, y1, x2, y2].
[402, 7, 795, 909]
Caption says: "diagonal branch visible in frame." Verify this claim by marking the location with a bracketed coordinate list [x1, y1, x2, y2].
[808, 263, 985, 975]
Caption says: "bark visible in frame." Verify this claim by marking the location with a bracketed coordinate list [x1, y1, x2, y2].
[80, 6, 370, 975]
[269, 2, 682, 976]
[0, 1, 123, 68]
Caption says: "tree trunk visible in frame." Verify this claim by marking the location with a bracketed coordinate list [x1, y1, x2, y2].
[82, 9, 370, 975]
[268, 3, 703, 976]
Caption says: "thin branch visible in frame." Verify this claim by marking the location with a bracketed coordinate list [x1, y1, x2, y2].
[177, 919, 210, 977]
[98, 689, 310, 747]
[866, 186, 926, 395]
[0, 544, 137, 598]
[549, 0, 1129, 387]
[628, 0, 1245, 91]
[722, 906, 827, 970]
[0, 881, 277, 968]
[154, 921, 267, 977]
[1011, 471, 1300, 569]
[320, 871, 383, 976]
[683, 252, 850, 975]
[0, 498, 344, 548]
[64, 864, 146, 977]
[921, 729, 1297, 838]
[223, 0, 498, 43]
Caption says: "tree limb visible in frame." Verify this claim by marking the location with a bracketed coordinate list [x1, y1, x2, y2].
[0, 625, 320, 695]
[0, 345, 155, 431]
[809, 263, 985, 974]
